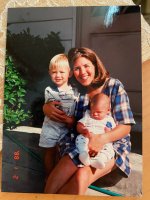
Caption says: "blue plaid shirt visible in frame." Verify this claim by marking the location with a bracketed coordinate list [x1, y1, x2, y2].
[59, 78, 135, 177]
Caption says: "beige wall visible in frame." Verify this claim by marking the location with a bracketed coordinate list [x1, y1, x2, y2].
[8, 7, 76, 53]
[77, 7, 142, 114]
[145, 0, 150, 13]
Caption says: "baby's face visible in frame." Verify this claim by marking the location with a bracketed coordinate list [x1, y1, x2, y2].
[90, 101, 109, 120]
[49, 66, 70, 87]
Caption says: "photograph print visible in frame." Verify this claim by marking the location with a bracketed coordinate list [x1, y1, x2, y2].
[2, 6, 142, 196]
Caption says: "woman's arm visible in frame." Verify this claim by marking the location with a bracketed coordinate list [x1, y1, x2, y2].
[88, 124, 131, 154]
[102, 124, 131, 143]
[65, 116, 76, 129]
[43, 101, 75, 127]
[43, 101, 65, 121]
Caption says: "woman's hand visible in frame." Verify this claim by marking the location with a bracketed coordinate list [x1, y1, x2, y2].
[43, 101, 68, 123]
[88, 134, 107, 157]
[65, 116, 76, 129]
[88, 124, 131, 157]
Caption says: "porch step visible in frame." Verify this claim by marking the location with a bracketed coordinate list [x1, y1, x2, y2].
[2, 127, 142, 196]
[91, 153, 142, 197]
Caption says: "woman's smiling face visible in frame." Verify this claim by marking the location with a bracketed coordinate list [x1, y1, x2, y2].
[73, 57, 95, 86]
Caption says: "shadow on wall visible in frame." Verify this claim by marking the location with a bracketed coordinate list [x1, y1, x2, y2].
[30, 97, 45, 128]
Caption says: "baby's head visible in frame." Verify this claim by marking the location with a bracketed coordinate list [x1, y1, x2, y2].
[49, 54, 71, 87]
[90, 93, 110, 120]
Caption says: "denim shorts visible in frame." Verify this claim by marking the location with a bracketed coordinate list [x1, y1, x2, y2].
[39, 117, 68, 148]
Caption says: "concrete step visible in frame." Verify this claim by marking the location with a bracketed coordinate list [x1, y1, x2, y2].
[2, 127, 142, 196]
[92, 153, 142, 197]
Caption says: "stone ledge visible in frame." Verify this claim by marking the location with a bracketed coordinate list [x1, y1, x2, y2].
[2, 127, 142, 196]
[7, 126, 42, 134]
[92, 153, 142, 197]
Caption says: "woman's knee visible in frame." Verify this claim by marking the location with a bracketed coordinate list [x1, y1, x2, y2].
[75, 167, 91, 188]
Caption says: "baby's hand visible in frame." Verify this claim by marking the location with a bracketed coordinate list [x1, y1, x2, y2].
[77, 122, 93, 138]
[82, 127, 92, 138]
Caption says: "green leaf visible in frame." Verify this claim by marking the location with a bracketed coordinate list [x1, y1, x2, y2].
[4, 53, 31, 130]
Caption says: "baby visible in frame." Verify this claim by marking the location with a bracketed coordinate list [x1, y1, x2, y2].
[76, 93, 116, 169]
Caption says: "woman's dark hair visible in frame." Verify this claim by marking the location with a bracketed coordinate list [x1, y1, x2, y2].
[68, 47, 109, 91]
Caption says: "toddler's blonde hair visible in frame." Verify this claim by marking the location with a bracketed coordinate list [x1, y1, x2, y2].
[49, 54, 70, 71]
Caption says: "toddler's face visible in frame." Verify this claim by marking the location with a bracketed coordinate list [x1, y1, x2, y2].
[49, 66, 70, 87]
[90, 101, 109, 120]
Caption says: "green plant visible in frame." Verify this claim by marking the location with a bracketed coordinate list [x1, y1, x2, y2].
[4, 54, 31, 130]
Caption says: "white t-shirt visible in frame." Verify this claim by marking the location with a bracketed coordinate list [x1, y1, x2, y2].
[79, 110, 116, 134]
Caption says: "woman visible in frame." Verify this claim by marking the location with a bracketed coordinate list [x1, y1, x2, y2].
[43, 47, 135, 194]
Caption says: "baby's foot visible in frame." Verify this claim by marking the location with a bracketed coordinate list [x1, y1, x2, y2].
[79, 152, 90, 166]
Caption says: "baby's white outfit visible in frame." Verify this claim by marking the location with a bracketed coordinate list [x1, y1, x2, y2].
[76, 110, 116, 169]
[39, 85, 78, 148]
